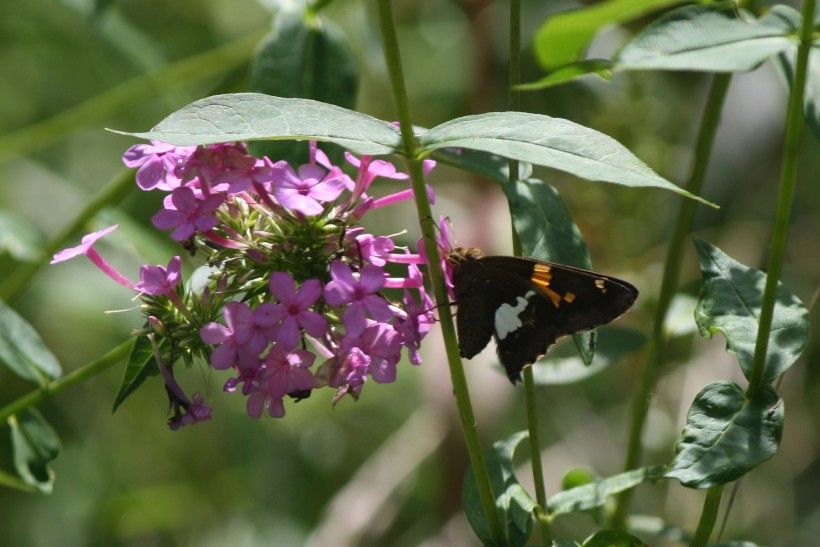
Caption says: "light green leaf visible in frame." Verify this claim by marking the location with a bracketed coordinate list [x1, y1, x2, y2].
[9, 408, 61, 494]
[533, 327, 646, 385]
[615, 3, 801, 72]
[665, 381, 783, 488]
[533, 0, 686, 69]
[547, 466, 661, 516]
[0, 299, 62, 383]
[419, 112, 714, 207]
[112, 334, 159, 413]
[0, 210, 43, 262]
[463, 431, 536, 547]
[518, 59, 613, 91]
[582, 530, 647, 547]
[693, 238, 809, 383]
[118, 93, 401, 156]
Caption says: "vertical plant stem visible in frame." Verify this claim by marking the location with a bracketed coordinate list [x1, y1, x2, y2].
[611, 74, 732, 528]
[690, 486, 724, 547]
[375, 1, 506, 545]
[747, 0, 815, 397]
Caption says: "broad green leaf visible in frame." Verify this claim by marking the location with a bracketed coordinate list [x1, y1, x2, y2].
[777, 46, 820, 139]
[615, 3, 801, 72]
[533, 0, 686, 70]
[518, 59, 613, 91]
[533, 327, 646, 385]
[693, 238, 809, 383]
[9, 408, 61, 494]
[546, 466, 661, 516]
[419, 112, 714, 206]
[0, 210, 43, 262]
[582, 530, 647, 547]
[665, 381, 783, 488]
[119, 93, 401, 156]
[112, 334, 159, 413]
[463, 431, 536, 547]
[0, 299, 61, 382]
[249, 11, 358, 163]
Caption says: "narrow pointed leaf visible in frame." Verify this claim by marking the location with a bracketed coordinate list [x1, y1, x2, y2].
[0, 468, 38, 492]
[419, 112, 714, 206]
[463, 431, 536, 547]
[615, 3, 801, 72]
[583, 530, 647, 547]
[546, 466, 661, 516]
[518, 59, 613, 91]
[112, 334, 159, 413]
[665, 381, 783, 488]
[777, 46, 820, 139]
[693, 238, 809, 383]
[118, 93, 402, 156]
[9, 408, 61, 494]
[0, 299, 62, 382]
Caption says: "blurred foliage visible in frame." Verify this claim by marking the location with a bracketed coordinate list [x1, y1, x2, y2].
[0, 0, 819, 546]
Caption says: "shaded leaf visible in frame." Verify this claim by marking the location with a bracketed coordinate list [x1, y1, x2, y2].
[419, 112, 714, 206]
[693, 238, 809, 383]
[777, 46, 820, 140]
[0, 210, 43, 262]
[463, 431, 535, 547]
[119, 93, 401, 156]
[0, 467, 37, 493]
[518, 59, 613, 91]
[552, 541, 582, 547]
[615, 3, 800, 72]
[547, 466, 661, 516]
[431, 147, 527, 184]
[9, 408, 61, 494]
[112, 334, 159, 413]
[533, 0, 685, 69]
[583, 530, 647, 547]
[0, 299, 61, 382]
[627, 514, 691, 544]
[665, 381, 783, 488]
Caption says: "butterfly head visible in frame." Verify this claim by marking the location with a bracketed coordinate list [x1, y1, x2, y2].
[446, 247, 484, 268]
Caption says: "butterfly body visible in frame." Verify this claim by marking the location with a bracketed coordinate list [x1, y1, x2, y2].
[447, 248, 638, 383]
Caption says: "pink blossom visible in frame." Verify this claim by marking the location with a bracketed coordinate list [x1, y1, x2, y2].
[340, 321, 403, 384]
[176, 143, 256, 193]
[168, 393, 212, 430]
[271, 161, 347, 216]
[200, 301, 273, 370]
[266, 272, 327, 348]
[152, 186, 225, 240]
[345, 153, 408, 202]
[324, 261, 393, 336]
[136, 256, 182, 296]
[246, 347, 316, 418]
[50, 225, 135, 290]
[122, 140, 193, 191]
[397, 266, 435, 365]
[351, 233, 395, 267]
[329, 347, 370, 402]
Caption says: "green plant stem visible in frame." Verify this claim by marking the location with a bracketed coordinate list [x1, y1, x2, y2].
[309, 0, 337, 14]
[375, 1, 505, 545]
[0, 169, 134, 302]
[690, 486, 724, 547]
[611, 73, 732, 529]
[747, 0, 815, 397]
[0, 339, 132, 424]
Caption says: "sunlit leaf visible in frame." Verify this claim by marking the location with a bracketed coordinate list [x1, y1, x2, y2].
[112, 334, 159, 413]
[9, 408, 61, 494]
[0, 210, 43, 262]
[463, 431, 536, 547]
[547, 466, 661, 516]
[0, 299, 62, 383]
[582, 530, 647, 547]
[665, 381, 783, 488]
[693, 238, 809, 383]
[518, 59, 613, 91]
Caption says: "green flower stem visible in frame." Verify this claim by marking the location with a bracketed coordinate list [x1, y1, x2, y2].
[690, 486, 724, 547]
[0, 169, 134, 302]
[0, 31, 264, 166]
[375, 1, 506, 545]
[0, 339, 132, 424]
[747, 0, 816, 397]
[611, 73, 732, 529]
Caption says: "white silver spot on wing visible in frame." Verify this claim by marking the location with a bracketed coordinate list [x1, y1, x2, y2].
[494, 290, 535, 340]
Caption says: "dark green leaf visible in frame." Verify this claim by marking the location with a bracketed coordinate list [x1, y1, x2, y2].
[693, 238, 809, 383]
[463, 431, 536, 547]
[112, 334, 159, 413]
[777, 46, 820, 140]
[419, 112, 714, 206]
[533, 327, 646, 385]
[533, 0, 685, 69]
[0, 299, 61, 382]
[0, 210, 43, 262]
[582, 530, 647, 547]
[0, 467, 38, 492]
[518, 59, 613, 91]
[552, 541, 582, 547]
[9, 408, 61, 494]
[547, 466, 661, 516]
[615, 3, 801, 72]
[249, 11, 358, 163]
[665, 381, 784, 488]
[432, 147, 526, 184]
[118, 93, 401, 156]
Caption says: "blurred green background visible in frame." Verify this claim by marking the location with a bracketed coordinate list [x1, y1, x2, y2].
[0, 0, 818, 545]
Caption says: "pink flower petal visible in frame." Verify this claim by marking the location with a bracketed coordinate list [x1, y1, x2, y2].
[268, 271, 297, 303]
[298, 310, 327, 338]
[275, 316, 300, 349]
[295, 279, 322, 308]
[358, 265, 386, 293]
[200, 323, 231, 344]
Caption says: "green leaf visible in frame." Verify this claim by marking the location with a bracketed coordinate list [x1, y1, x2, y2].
[9, 408, 61, 494]
[0, 467, 38, 493]
[693, 238, 809, 383]
[665, 381, 783, 488]
[118, 93, 401, 156]
[627, 514, 690, 544]
[518, 59, 613, 92]
[419, 112, 714, 207]
[547, 466, 661, 516]
[0, 210, 43, 262]
[615, 3, 801, 72]
[777, 46, 820, 140]
[582, 530, 648, 547]
[533, 327, 646, 385]
[533, 0, 686, 70]
[432, 147, 525, 184]
[552, 541, 582, 547]
[112, 334, 159, 413]
[249, 11, 358, 163]
[463, 431, 536, 547]
[0, 299, 62, 383]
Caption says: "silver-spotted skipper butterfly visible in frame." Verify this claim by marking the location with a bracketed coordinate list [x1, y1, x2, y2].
[447, 247, 638, 383]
